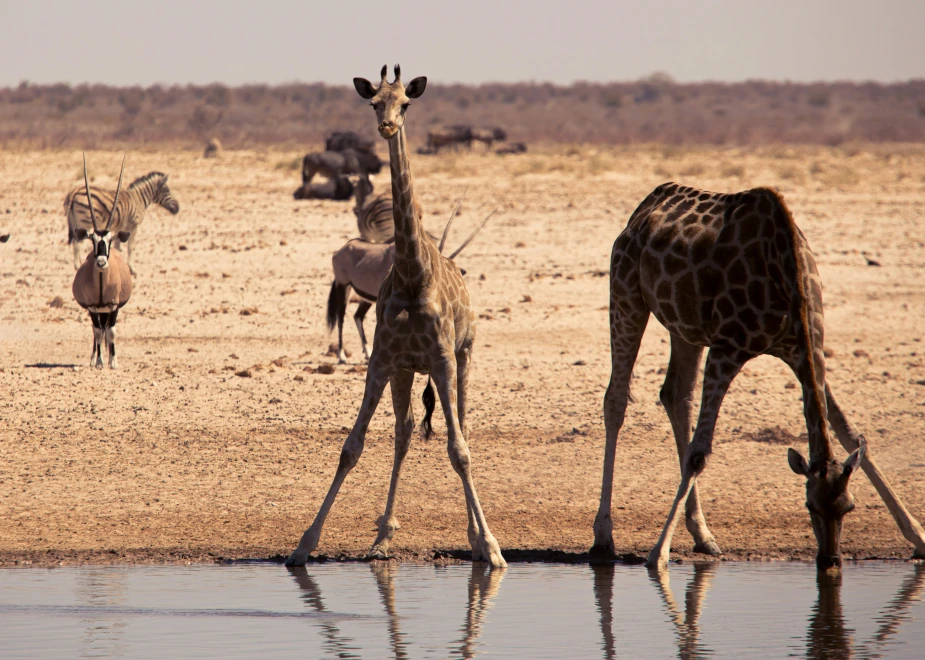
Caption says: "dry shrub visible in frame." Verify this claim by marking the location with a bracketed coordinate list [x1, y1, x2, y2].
[776, 164, 806, 183]
[679, 162, 706, 177]
[720, 162, 746, 178]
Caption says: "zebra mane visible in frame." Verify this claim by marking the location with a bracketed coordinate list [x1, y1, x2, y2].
[128, 171, 167, 190]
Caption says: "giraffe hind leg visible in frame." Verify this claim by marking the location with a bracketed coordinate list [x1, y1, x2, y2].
[647, 347, 746, 571]
[660, 335, 721, 556]
[592, 303, 649, 556]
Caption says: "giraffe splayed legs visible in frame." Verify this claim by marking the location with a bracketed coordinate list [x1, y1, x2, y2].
[287, 65, 505, 569]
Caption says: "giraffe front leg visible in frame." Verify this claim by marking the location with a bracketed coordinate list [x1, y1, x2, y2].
[825, 384, 925, 558]
[369, 369, 415, 559]
[286, 360, 391, 566]
[433, 355, 506, 568]
[455, 346, 482, 557]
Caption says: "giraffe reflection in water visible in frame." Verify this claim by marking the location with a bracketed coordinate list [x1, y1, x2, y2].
[590, 563, 925, 660]
[287, 562, 505, 660]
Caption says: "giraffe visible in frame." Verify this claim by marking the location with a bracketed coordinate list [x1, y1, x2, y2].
[286, 65, 506, 568]
[592, 182, 925, 572]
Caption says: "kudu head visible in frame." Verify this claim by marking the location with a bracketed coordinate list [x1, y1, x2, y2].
[75, 153, 131, 271]
[788, 438, 866, 571]
[353, 65, 427, 140]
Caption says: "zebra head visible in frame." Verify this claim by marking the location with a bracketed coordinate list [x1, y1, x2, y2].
[79, 153, 131, 270]
[353, 64, 427, 140]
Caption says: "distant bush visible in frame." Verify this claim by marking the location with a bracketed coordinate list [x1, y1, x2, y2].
[0, 79, 923, 148]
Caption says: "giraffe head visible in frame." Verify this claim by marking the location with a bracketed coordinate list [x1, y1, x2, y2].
[788, 441, 865, 570]
[353, 64, 427, 140]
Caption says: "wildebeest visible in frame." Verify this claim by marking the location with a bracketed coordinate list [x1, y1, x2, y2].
[496, 141, 527, 155]
[426, 125, 473, 153]
[325, 130, 375, 154]
[472, 127, 507, 149]
[203, 137, 222, 158]
[293, 175, 354, 201]
[299, 148, 382, 186]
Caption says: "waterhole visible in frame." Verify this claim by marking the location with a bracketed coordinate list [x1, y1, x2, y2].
[1, 561, 922, 658]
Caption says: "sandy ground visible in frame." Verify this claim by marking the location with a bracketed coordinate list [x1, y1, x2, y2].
[1, 144, 925, 567]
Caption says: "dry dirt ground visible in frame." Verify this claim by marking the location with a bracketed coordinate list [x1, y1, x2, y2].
[2, 144, 925, 567]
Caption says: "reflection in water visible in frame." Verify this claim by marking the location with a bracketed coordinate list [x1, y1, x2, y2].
[591, 564, 616, 660]
[287, 567, 361, 659]
[811, 563, 925, 660]
[808, 571, 853, 660]
[75, 569, 129, 659]
[649, 562, 716, 660]
[288, 562, 505, 660]
[454, 563, 505, 660]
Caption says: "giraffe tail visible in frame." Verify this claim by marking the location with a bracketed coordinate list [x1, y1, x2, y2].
[419, 377, 436, 439]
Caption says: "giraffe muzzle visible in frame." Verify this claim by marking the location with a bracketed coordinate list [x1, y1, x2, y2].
[378, 122, 398, 139]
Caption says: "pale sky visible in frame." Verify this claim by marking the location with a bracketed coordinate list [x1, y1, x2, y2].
[0, 0, 922, 87]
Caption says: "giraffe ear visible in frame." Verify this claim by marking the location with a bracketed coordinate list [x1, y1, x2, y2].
[788, 448, 810, 476]
[354, 78, 376, 99]
[405, 76, 427, 99]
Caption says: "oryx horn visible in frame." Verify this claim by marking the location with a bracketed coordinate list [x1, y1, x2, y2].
[108, 154, 127, 230]
[82, 152, 98, 233]
[439, 188, 468, 254]
[448, 208, 498, 261]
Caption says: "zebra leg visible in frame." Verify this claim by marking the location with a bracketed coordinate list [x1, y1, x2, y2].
[354, 301, 373, 361]
[126, 235, 135, 276]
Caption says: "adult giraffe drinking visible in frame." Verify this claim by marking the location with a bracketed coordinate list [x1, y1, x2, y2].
[593, 182, 925, 571]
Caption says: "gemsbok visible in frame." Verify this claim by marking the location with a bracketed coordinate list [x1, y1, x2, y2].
[72, 154, 133, 370]
[65, 169, 179, 274]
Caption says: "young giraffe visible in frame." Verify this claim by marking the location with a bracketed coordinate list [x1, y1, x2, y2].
[593, 182, 925, 571]
[286, 65, 506, 568]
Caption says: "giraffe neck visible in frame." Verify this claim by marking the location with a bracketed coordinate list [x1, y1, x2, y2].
[387, 126, 432, 293]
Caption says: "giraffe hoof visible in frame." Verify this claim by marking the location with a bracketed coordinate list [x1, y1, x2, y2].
[285, 550, 309, 567]
[368, 547, 392, 560]
[913, 548, 925, 560]
[645, 550, 669, 572]
[693, 540, 723, 556]
[589, 542, 616, 558]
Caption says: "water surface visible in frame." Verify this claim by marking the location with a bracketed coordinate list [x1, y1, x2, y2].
[0, 561, 922, 659]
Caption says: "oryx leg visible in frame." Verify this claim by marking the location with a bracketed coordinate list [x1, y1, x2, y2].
[89, 312, 104, 369]
[286, 357, 392, 566]
[354, 300, 373, 361]
[72, 238, 83, 271]
[825, 384, 925, 558]
[661, 336, 721, 556]
[646, 347, 746, 571]
[432, 352, 506, 567]
[106, 309, 120, 369]
[369, 369, 415, 559]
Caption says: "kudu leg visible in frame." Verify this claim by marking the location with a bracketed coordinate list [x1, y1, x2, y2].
[826, 384, 925, 558]
[286, 361, 391, 566]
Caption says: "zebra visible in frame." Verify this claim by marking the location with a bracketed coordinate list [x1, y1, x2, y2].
[65, 170, 180, 274]
[353, 171, 396, 242]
